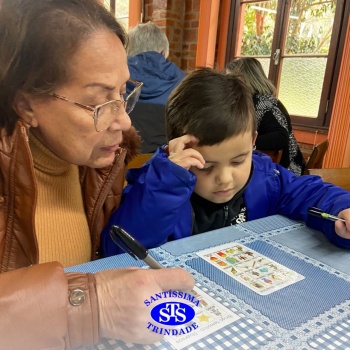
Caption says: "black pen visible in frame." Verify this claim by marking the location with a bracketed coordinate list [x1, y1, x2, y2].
[307, 207, 346, 223]
[109, 226, 203, 301]
[109, 225, 164, 269]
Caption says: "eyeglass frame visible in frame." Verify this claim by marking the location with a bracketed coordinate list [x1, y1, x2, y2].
[48, 79, 143, 132]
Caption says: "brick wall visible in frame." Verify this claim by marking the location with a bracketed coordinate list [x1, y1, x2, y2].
[143, 0, 200, 72]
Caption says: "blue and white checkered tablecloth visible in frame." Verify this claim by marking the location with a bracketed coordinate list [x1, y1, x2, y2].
[66, 215, 350, 350]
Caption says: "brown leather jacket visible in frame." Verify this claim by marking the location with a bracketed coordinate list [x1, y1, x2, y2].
[0, 120, 140, 349]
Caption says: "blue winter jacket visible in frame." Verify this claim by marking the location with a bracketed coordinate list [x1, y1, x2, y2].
[127, 51, 186, 105]
[102, 149, 350, 256]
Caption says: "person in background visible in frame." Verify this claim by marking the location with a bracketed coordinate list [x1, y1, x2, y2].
[102, 68, 350, 257]
[226, 57, 305, 176]
[126, 21, 186, 153]
[0, 0, 194, 349]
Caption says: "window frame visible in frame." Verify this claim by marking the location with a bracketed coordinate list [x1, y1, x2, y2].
[225, 0, 349, 130]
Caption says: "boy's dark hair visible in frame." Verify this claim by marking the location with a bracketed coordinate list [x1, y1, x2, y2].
[0, 0, 126, 135]
[165, 67, 257, 146]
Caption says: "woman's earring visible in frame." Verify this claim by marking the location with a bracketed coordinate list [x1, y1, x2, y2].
[253, 145, 257, 151]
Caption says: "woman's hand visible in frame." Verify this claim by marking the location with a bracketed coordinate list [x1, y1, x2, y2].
[167, 134, 205, 170]
[95, 267, 194, 344]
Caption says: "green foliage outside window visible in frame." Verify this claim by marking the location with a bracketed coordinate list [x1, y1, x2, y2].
[241, 0, 337, 56]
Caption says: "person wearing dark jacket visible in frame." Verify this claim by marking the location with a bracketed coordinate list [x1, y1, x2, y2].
[126, 22, 186, 153]
[226, 57, 305, 176]
[102, 68, 350, 257]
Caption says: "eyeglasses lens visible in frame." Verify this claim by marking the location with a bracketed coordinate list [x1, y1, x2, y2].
[95, 81, 142, 131]
[96, 101, 121, 132]
[125, 82, 142, 114]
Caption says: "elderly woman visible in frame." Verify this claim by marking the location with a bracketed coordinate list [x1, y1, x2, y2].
[0, 0, 193, 349]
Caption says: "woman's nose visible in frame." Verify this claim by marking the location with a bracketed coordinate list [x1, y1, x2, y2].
[108, 106, 131, 132]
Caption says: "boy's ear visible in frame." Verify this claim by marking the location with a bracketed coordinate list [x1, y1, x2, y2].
[12, 92, 39, 127]
[252, 131, 258, 145]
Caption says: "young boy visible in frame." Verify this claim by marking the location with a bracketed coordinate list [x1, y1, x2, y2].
[102, 68, 350, 256]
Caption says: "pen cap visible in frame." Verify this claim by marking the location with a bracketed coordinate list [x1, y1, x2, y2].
[109, 225, 148, 260]
[307, 207, 324, 216]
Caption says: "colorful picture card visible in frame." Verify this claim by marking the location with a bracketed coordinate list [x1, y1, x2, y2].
[197, 243, 304, 295]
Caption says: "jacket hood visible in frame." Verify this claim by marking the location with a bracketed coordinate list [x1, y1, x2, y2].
[127, 51, 186, 105]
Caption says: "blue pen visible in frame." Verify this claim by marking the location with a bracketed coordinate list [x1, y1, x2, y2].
[307, 207, 346, 223]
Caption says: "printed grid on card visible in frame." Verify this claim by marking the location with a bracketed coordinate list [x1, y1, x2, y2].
[196, 242, 304, 295]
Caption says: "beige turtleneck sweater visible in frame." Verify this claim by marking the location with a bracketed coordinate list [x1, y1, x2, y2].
[29, 132, 91, 267]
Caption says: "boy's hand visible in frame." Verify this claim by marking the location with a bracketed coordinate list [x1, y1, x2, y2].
[167, 134, 205, 170]
[335, 209, 350, 239]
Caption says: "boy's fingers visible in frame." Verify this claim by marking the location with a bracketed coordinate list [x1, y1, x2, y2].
[169, 135, 199, 153]
[176, 159, 204, 170]
[335, 220, 350, 238]
[169, 156, 204, 170]
[178, 148, 205, 163]
[168, 148, 205, 168]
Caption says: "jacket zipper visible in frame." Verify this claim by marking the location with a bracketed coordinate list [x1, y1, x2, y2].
[223, 205, 229, 226]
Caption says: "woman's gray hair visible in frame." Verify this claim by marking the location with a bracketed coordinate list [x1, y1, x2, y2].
[226, 57, 276, 95]
[127, 22, 169, 58]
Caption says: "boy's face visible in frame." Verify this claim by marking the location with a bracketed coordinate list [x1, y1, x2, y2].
[190, 131, 257, 204]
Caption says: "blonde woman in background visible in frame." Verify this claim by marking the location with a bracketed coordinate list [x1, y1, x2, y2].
[226, 57, 305, 176]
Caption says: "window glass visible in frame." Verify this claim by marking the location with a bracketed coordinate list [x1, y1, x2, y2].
[103, 0, 129, 30]
[240, 1, 278, 56]
[279, 0, 336, 118]
[279, 57, 327, 117]
[257, 58, 271, 77]
[285, 0, 337, 55]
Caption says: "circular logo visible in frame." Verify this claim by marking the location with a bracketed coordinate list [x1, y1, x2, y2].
[150, 302, 196, 326]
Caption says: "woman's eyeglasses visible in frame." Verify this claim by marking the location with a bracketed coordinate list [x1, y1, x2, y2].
[49, 79, 143, 132]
